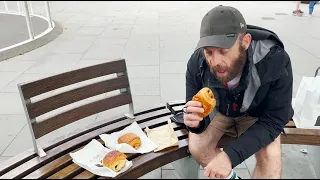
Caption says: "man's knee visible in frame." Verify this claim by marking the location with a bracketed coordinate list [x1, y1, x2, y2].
[188, 126, 224, 155]
[188, 132, 220, 166]
[188, 133, 215, 156]
[255, 135, 282, 166]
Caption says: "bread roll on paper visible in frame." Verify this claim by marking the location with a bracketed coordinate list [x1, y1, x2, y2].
[102, 150, 127, 172]
[117, 133, 141, 150]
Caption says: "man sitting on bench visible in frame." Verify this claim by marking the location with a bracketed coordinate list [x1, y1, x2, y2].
[183, 5, 293, 179]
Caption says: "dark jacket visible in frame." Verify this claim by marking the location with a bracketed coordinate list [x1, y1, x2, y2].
[185, 25, 294, 168]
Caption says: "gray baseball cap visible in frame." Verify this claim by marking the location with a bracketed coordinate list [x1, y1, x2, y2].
[195, 5, 247, 50]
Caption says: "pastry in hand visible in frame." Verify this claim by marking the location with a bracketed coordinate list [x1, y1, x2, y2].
[192, 87, 216, 118]
[117, 133, 141, 150]
[102, 150, 127, 172]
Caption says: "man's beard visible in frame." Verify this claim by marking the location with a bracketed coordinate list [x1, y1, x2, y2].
[209, 45, 247, 83]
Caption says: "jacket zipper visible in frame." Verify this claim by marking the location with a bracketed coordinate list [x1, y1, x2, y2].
[226, 104, 230, 116]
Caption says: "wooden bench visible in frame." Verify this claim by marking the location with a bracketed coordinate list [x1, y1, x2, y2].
[0, 59, 191, 179]
[0, 59, 319, 179]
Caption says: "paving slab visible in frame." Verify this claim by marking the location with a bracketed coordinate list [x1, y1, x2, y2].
[0, 1, 319, 178]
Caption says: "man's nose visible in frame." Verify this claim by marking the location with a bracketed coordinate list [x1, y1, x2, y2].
[210, 52, 223, 66]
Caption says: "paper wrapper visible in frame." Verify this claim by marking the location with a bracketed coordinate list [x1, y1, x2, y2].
[99, 121, 158, 154]
[145, 119, 179, 152]
[70, 139, 132, 178]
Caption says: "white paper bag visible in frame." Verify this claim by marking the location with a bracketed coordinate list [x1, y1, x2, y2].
[292, 76, 320, 129]
[70, 139, 132, 178]
[145, 119, 179, 152]
[99, 121, 158, 153]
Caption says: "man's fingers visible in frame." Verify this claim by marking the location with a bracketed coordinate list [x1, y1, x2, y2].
[185, 106, 204, 114]
[215, 174, 222, 179]
[210, 173, 217, 179]
[205, 169, 215, 179]
[185, 121, 199, 128]
[185, 113, 203, 121]
[203, 167, 210, 178]
[185, 101, 202, 107]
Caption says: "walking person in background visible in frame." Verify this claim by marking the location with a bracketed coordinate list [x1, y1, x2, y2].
[293, 1, 304, 15]
[309, 1, 319, 16]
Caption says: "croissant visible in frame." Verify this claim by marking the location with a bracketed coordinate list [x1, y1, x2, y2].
[102, 150, 127, 172]
[117, 133, 141, 150]
[192, 87, 216, 118]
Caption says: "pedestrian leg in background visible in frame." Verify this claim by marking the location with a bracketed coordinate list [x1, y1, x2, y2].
[309, 1, 318, 16]
[293, 1, 304, 15]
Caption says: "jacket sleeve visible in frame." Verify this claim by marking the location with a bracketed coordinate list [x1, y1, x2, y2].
[224, 54, 293, 168]
[185, 51, 213, 134]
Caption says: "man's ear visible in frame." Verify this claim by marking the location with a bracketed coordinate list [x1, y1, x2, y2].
[242, 33, 252, 50]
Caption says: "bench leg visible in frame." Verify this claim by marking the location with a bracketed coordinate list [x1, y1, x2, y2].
[172, 155, 200, 179]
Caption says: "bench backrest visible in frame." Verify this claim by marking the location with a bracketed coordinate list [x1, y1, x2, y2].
[17, 59, 133, 156]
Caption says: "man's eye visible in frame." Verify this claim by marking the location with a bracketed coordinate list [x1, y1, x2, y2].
[205, 50, 212, 56]
[219, 49, 228, 54]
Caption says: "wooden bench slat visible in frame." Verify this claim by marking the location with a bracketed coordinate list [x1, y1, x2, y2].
[26, 139, 138, 179]
[21, 60, 127, 99]
[25, 121, 187, 179]
[166, 100, 185, 107]
[38, 116, 179, 179]
[71, 130, 189, 179]
[0, 149, 36, 177]
[72, 170, 94, 179]
[22, 152, 73, 179]
[32, 93, 132, 138]
[22, 145, 85, 179]
[48, 163, 82, 179]
[43, 104, 166, 153]
[101, 139, 189, 179]
[27, 76, 130, 119]
[0, 109, 171, 179]
[0, 105, 165, 177]
[284, 127, 320, 136]
[282, 128, 320, 145]
[0, 116, 129, 176]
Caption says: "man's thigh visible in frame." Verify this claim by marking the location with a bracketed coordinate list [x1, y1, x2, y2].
[188, 114, 228, 166]
[189, 113, 233, 151]
[234, 115, 257, 137]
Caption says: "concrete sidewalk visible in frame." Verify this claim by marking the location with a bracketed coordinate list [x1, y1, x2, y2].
[0, 1, 319, 179]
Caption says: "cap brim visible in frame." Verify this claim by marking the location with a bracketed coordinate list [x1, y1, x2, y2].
[195, 34, 239, 50]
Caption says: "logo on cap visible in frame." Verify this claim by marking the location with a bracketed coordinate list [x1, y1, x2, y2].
[240, 23, 244, 28]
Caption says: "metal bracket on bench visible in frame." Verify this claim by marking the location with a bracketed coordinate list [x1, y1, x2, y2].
[120, 88, 135, 120]
[118, 72, 135, 120]
[36, 146, 47, 158]
[124, 103, 135, 120]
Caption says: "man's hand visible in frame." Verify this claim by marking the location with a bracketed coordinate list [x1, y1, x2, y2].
[183, 101, 204, 128]
[204, 151, 232, 179]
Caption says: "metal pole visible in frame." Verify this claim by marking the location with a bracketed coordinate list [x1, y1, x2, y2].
[44, 1, 53, 28]
[23, 1, 34, 40]
[17, 1, 21, 13]
[4, 1, 8, 11]
[28, 1, 34, 15]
